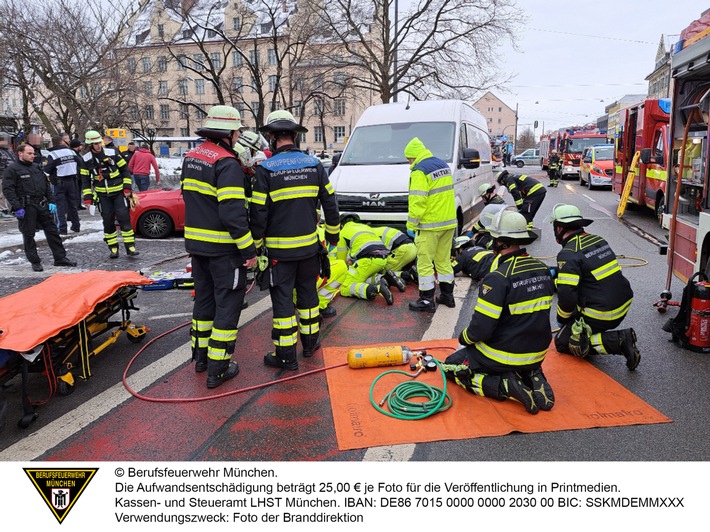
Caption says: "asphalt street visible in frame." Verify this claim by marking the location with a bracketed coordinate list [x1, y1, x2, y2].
[0, 166, 708, 462]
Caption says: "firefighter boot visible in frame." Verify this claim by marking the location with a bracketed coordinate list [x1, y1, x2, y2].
[522, 368, 555, 411]
[366, 279, 394, 305]
[264, 349, 298, 370]
[193, 347, 208, 373]
[500, 372, 539, 414]
[301, 334, 321, 358]
[206, 360, 240, 389]
[320, 305, 336, 319]
[409, 289, 436, 313]
[383, 270, 407, 293]
[109, 246, 119, 259]
[602, 329, 641, 370]
[125, 243, 140, 257]
[436, 281, 456, 308]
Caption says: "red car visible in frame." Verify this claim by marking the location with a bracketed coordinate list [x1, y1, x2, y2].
[130, 188, 185, 239]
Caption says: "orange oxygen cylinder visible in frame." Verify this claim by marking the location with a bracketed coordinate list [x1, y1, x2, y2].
[347, 345, 425, 369]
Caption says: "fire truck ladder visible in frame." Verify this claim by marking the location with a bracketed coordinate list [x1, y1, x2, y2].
[616, 151, 641, 219]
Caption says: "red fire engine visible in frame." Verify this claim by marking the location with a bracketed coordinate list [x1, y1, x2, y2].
[664, 11, 710, 285]
[613, 99, 670, 221]
[539, 127, 607, 176]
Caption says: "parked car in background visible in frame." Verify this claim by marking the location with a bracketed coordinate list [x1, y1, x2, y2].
[130, 187, 185, 239]
[579, 144, 614, 189]
[511, 148, 540, 167]
[315, 152, 332, 169]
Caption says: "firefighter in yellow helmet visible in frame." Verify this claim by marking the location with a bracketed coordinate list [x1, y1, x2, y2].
[405, 137, 457, 311]
[250, 110, 340, 370]
[80, 129, 138, 258]
[181, 105, 257, 388]
[551, 203, 640, 370]
[442, 209, 555, 414]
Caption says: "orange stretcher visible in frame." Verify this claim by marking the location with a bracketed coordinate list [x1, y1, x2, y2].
[0, 271, 152, 432]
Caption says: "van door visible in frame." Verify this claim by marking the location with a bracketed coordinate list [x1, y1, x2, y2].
[453, 122, 474, 231]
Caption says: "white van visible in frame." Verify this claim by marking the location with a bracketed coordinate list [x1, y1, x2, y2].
[329, 100, 496, 233]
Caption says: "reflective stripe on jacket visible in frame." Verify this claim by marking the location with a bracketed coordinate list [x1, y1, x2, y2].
[406, 144, 456, 232]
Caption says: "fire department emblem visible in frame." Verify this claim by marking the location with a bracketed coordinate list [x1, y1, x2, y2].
[481, 284, 493, 295]
[24, 467, 98, 524]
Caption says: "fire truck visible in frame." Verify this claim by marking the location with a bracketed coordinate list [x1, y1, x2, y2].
[539, 127, 607, 176]
[612, 99, 670, 221]
[664, 11, 710, 284]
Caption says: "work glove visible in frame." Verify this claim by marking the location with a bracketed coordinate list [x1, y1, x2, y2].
[84, 199, 92, 206]
[569, 318, 592, 358]
[256, 255, 269, 272]
[15, 208, 25, 219]
[48, 203, 57, 214]
[406, 229, 416, 239]
[123, 189, 131, 197]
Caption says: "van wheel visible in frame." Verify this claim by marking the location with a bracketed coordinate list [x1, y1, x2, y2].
[516, 160, 524, 168]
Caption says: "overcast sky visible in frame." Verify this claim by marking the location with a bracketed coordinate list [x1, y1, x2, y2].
[496, 0, 707, 136]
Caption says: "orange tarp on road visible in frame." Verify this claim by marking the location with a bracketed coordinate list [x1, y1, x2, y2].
[0, 271, 152, 352]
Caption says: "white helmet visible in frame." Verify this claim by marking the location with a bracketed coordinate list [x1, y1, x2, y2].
[478, 203, 508, 229]
[488, 209, 537, 244]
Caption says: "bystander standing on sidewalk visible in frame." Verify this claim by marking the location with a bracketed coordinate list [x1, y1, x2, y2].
[128, 143, 161, 191]
[0, 134, 16, 218]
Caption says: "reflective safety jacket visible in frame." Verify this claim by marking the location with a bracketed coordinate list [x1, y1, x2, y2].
[459, 250, 554, 367]
[250, 145, 339, 261]
[555, 229, 633, 325]
[548, 154, 561, 171]
[452, 246, 495, 280]
[337, 221, 388, 261]
[45, 146, 81, 184]
[81, 147, 132, 199]
[181, 139, 256, 259]
[499, 173, 544, 209]
[371, 225, 413, 252]
[406, 142, 456, 232]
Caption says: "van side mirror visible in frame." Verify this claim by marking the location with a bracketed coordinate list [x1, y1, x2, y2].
[461, 148, 480, 169]
[640, 148, 651, 165]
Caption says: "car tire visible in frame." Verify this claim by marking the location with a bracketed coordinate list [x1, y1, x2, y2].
[138, 210, 174, 239]
[516, 160, 524, 168]
[587, 177, 593, 191]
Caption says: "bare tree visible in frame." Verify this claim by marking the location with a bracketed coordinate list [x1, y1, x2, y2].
[314, 0, 521, 103]
[0, 0, 135, 138]
[516, 127, 535, 151]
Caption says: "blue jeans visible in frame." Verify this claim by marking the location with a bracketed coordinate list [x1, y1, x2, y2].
[134, 174, 150, 191]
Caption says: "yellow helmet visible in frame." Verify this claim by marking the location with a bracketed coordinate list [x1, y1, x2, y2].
[84, 130, 102, 144]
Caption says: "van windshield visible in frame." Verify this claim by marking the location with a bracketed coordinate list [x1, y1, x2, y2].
[339, 122, 456, 165]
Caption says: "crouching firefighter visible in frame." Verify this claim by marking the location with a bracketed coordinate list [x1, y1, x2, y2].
[550, 203, 640, 370]
[181, 106, 258, 388]
[80, 130, 138, 258]
[441, 209, 555, 414]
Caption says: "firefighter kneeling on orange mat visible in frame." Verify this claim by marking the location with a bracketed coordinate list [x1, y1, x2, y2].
[441, 209, 555, 415]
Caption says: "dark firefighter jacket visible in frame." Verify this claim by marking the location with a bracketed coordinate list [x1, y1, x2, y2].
[555, 229, 633, 325]
[180, 139, 256, 259]
[549, 154, 561, 170]
[452, 246, 495, 280]
[459, 249, 554, 367]
[250, 145, 339, 261]
[3, 159, 55, 210]
[80, 147, 132, 199]
[499, 173, 544, 209]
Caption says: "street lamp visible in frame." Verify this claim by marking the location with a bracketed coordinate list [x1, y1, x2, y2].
[392, 0, 399, 103]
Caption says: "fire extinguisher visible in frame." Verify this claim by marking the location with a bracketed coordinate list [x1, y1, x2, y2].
[685, 272, 710, 351]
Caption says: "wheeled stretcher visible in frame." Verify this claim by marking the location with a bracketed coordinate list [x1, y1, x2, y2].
[0, 271, 152, 432]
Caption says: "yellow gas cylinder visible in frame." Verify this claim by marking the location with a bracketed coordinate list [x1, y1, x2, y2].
[347, 345, 425, 369]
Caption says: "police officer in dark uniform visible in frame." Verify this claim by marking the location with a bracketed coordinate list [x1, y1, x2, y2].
[2, 144, 77, 271]
[442, 209, 555, 414]
[45, 134, 82, 234]
[250, 110, 340, 371]
[496, 170, 546, 231]
[181, 105, 258, 388]
[551, 203, 640, 370]
[80, 130, 138, 258]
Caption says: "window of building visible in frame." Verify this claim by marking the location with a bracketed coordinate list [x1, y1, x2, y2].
[235, 102, 245, 113]
[334, 72, 346, 87]
[313, 74, 324, 91]
[261, 22, 272, 34]
[233, 77, 243, 93]
[130, 106, 139, 121]
[249, 50, 260, 66]
[498, 107, 502, 112]
[251, 75, 258, 92]
[157, 24, 164, 38]
[251, 101, 260, 118]
[334, 98, 345, 116]
[157, 56, 167, 72]
[180, 127, 189, 137]
[145, 105, 154, 120]
[177, 55, 187, 70]
[293, 100, 302, 117]
[196, 108, 207, 120]
[193, 54, 203, 71]
[178, 79, 188, 95]
[143, 81, 152, 96]
[314, 126, 324, 143]
[195, 79, 205, 95]
[268, 75, 277, 92]
[232, 17, 241, 31]
[268, 48, 277, 65]
[182, 29, 192, 40]
[232, 51, 243, 67]
[299, 132, 306, 144]
[314, 99, 324, 115]
[142, 57, 151, 73]
[127, 57, 136, 73]
[158, 81, 168, 96]
[179, 104, 188, 119]
[210, 52, 221, 69]
[160, 104, 170, 120]
[207, 29, 217, 38]
[334, 126, 345, 142]
[497, 118, 501, 124]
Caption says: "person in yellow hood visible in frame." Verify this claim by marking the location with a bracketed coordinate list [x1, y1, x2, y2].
[405, 137, 457, 312]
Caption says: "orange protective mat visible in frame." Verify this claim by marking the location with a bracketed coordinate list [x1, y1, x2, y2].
[324, 339, 671, 450]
